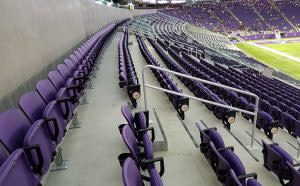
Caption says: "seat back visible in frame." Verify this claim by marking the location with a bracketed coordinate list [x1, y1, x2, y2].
[64, 58, 77, 74]
[0, 149, 38, 186]
[149, 167, 163, 186]
[219, 149, 246, 183]
[287, 162, 300, 186]
[122, 157, 143, 186]
[226, 169, 243, 186]
[56, 87, 76, 121]
[121, 103, 134, 129]
[43, 101, 66, 143]
[209, 142, 230, 182]
[57, 64, 72, 81]
[0, 108, 31, 154]
[196, 123, 224, 150]
[19, 91, 46, 124]
[36, 79, 57, 104]
[226, 169, 261, 186]
[262, 140, 285, 172]
[74, 51, 83, 62]
[70, 54, 80, 66]
[121, 125, 139, 162]
[24, 119, 55, 176]
[142, 134, 153, 160]
[48, 70, 66, 91]
[136, 112, 147, 129]
[257, 111, 273, 129]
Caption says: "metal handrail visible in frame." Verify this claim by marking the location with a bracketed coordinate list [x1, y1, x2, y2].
[142, 65, 260, 149]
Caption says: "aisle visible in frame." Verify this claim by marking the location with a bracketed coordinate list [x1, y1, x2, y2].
[45, 32, 127, 186]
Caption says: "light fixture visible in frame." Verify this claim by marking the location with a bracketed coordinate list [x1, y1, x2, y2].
[181, 104, 189, 112]
[132, 92, 141, 100]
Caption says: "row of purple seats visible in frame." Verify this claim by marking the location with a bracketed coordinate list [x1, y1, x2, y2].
[262, 140, 300, 185]
[196, 123, 262, 186]
[118, 103, 164, 186]
[207, 63, 298, 138]
[169, 49, 279, 139]
[0, 20, 125, 185]
[150, 38, 238, 130]
[136, 35, 189, 120]
[119, 27, 140, 108]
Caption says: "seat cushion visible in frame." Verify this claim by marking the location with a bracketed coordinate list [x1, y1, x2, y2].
[220, 149, 246, 177]
[272, 145, 293, 165]
[207, 129, 225, 149]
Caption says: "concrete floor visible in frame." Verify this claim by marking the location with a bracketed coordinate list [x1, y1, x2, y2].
[45, 30, 297, 186]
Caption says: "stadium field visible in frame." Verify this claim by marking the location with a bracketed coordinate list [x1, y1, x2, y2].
[236, 40, 300, 80]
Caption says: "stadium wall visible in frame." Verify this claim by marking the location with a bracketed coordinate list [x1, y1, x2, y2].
[0, 0, 155, 112]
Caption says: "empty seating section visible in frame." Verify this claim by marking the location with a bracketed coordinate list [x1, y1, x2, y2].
[159, 1, 299, 33]
[118, 103, 164, 186]
[227, 1, 267, 31]
[148, 38, 237, 130]
[140, 13, 268, 73]
[151, 33, 300, 140]
[0, 19, 126, 185]
[196, 123, 262, 186]
[275, 0, 300, 28]
[136, 35, 189, 120]
[119, 27, 141, 108]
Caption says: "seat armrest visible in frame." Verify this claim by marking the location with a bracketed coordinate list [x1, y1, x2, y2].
[218, 146, 234, 152]
[137, 127, 155, 142]
[142, 157, 165, 176]
[24, 145, 44, 176]
[203, 127, 217, 132]
[237, 172, 257, 180]
[43, 118, 60, 143]
[134, 110, 149, 127]
[293, 162, 300, 167]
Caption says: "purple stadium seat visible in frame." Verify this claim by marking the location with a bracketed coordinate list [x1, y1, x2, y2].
[36, 79, 57, 104]
[257, 111, 278, 139]
[287, 162, 300, 186]
[226, 169, 260, 186]
[262, 140, 295, 184]
[196, 123, 225, 156]
[57, 64, 72, 82]
[119, 125, 164, 176]
[43, 101, 68, 143]
[24, 119, 57, 177]
[37, 79, 75, 122]
[0, 108, 31, 153]
[0, 149, 39, 186]
[18, 91, 47, 124]
[122, 157, 163, 186]
[120, 103, 154, 142]
[64, 59, 77, 74]
[48, 70, 66, 91]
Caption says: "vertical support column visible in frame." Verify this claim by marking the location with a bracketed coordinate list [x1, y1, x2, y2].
[69, 112, 82, 129]
[51, 147, 69, 171]
[295, 137, 300, 161]
[142, 68, 148, 111]
[247, 96, 259, 150]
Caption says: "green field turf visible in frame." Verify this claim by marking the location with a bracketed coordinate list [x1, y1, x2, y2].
[236, 42, 300, 80]
[265, 42, 300, 59]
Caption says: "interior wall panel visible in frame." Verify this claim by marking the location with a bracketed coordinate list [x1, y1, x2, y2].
[0, 0, 155, 112]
